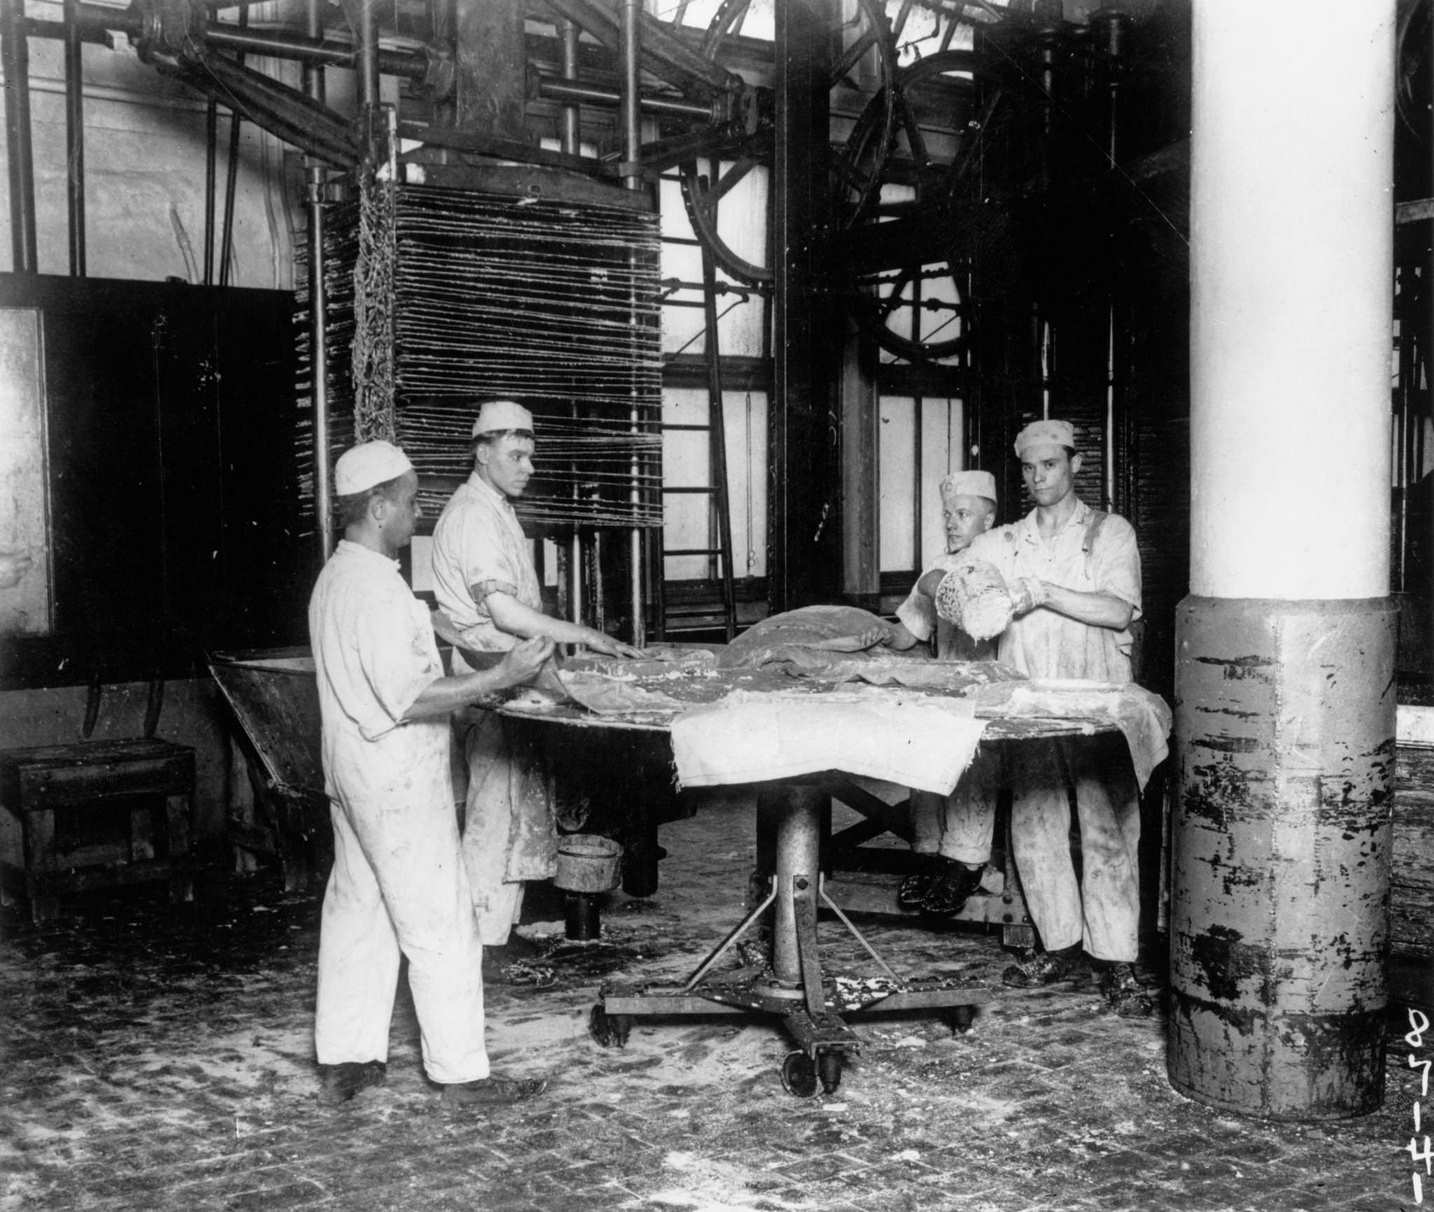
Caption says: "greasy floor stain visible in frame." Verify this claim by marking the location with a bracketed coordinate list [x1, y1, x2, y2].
[0, 796, 1418, 1212]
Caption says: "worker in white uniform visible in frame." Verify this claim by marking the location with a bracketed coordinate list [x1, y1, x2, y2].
[963, 419, 1152, 1015]
[888, 469, 1002, 916]
[430, 400, 643, 976]
[309, 439, 553, 1106]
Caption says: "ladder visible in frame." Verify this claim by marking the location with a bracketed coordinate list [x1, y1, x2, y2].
[651, 244, 738, 641]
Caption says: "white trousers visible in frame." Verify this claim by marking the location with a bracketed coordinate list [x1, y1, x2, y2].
[314, 789, 489, 1084]
[1008, 736, 1141, 962]
[909, 748, 1000, 864]
[460, 711, 526, 945]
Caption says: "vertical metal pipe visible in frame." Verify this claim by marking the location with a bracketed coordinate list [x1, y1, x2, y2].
[701, 249, 736, 639]
[204, 101, 217, 284]
[1095, 11, 1128, 514]
[2, 0, 38, 274]
[62, 0, 85, 276]
[766, 785, 823, 985]
[561, 16, 584, 624]
[621, 0, 645, 646]
[305, 0, 333, 558]
[219, 7, 250, 288]
[355, 0, 381, 111]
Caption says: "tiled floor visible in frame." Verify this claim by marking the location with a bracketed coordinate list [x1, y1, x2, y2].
[0, 791, 1421, 1212]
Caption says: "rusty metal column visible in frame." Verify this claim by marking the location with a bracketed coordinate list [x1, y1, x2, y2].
[2, 0, 37, 274]
[1170, 1, 1398, 1119]
[305, 0, 333, 558]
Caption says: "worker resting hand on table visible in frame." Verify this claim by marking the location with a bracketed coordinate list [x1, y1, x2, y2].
[429, 399, 643, 984]
[962, 419, 1153, 1016]
[308, 440, 547, 1109]
[890, 470, 1004, 918]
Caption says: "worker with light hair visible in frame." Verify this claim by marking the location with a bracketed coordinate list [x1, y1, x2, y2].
[431, 400, 643, 980]
[889, 469, 1002, 916]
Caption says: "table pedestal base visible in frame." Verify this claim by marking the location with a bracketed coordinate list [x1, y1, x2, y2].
[589, 783, 991, 1095]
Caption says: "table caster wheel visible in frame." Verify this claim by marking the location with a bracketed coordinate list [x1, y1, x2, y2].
[589, 1005, 631, 1049]
[946, 1004, 977, 1035]
[817, 1049, 843, 1095]
[781, 1050, 818, 1098]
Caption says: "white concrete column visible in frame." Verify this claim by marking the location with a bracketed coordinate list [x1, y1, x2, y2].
[1172, 1, 1400, 1120]
[1189, 1, 1394, 599]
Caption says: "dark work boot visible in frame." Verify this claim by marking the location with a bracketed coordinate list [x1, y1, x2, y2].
[1096, 961, 1157, 1017]
[919, 859, 984, 917]
[317, 1060, 387, 1105]
[1001, 943, 1084, 988]
[897, 855, 943, 911]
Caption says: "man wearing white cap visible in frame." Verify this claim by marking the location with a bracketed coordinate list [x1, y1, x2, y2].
[963, 418, 1152, 1015]
[889, 469, 1002, 916]
[431, 401, 643, 973]
[309, 439, 554, 1105]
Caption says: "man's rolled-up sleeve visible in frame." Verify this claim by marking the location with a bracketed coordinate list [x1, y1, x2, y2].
[1095, 515, 1143, 621]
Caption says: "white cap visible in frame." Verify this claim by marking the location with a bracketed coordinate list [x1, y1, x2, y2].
[472, 399, 535, 437]
[334, 440, 413, 495]
[1014, 419, 1075, 459]
[940, 470, 997, 504]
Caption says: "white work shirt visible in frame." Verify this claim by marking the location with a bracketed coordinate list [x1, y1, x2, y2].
[430, 473, 542, 654]
[965, 498, 1141, 683]
[308, 540, 450, 806]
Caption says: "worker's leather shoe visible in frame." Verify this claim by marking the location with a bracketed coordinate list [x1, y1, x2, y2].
[896, 855, 943, 911]
[1097, 962, 1157, 1017]
[440, 1076, 547, 1106]
[920, 860, 984, 917]
[317, 1060, 386, 1105]
[1001, 943, 1084, 988]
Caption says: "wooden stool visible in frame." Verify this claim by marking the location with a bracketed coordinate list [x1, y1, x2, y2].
[0, 738, 197, 924]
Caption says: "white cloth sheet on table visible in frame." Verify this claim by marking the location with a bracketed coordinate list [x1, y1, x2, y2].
[969, 678, 1172, 790]
[670, 685, 987, 796]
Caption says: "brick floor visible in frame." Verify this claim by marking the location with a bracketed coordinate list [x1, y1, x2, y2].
[0, 792, 1424, 1212]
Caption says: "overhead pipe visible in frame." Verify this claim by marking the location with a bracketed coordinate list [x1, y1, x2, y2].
[535, 75, 714, 121]
[2, 0, 38, 273]
[621, 0, 645, 647]
[304, 0, 333, 558]
[63, 0, 86, 275]
[205, 25, 428, 81]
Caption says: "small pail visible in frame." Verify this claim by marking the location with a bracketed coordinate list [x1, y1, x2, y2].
[554, 833, 622, 892]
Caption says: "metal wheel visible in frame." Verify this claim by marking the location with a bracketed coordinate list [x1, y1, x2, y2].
[679, 0, 899, 286]
[817, 1049, 844, 1095]
[780, 1049, 819, 1098]
[589, 1004, 632, 1049]
[946, 1004, 977, 1035]
[839, 50, 1002, 363]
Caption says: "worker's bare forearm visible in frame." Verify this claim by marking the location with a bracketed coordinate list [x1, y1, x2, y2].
[1017, 579, 1134, 631]
[486, 592, 643, 657]
[401, 670, 517, 721]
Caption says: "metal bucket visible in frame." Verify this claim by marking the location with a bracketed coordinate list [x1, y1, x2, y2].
[554, 834, 622, 892]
